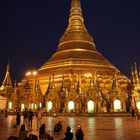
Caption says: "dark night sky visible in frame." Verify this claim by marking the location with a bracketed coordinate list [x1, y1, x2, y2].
[0, 0, 140, 83]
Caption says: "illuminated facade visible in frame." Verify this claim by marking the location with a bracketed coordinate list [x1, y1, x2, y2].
[37, 0, 129, 113]
[131, 63, 140, 109]
[1, 0, 139, 113]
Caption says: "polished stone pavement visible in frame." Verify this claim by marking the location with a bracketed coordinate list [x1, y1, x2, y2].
[1, 114, 140, 140]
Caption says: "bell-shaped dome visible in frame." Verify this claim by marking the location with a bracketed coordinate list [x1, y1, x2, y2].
[40, 0, 113, 68]
[38, 0, 128, 95]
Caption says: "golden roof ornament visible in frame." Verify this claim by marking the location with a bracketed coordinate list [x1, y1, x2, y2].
[58, 0, 96, 51]
[2, 63, 12, 87]
[67, 0, 86, 32]
[131, 66, 135, 84]
[134, 62, 139, 84]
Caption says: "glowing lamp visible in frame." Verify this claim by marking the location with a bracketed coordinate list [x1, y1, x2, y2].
[33, 71, 37, 76]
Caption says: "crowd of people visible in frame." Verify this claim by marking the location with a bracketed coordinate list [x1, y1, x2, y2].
[2, 106, 140, 140]
[38, 122, 84, 140]
[12, 108, 85, 140]
[2, 106, 140, 139]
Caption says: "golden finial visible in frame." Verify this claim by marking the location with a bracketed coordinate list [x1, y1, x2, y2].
[58, 0, 96, 51]
[131, 66, 134, 83]
[66, 0, 86, 32]
[134, 62, 139, 84]
[7, 59, 10, 72]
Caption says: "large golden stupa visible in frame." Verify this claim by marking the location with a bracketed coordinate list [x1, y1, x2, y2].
[36, 0, 129, 113]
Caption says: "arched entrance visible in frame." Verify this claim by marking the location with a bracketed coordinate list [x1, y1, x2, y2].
[29, 103, 34, 109]
[87, 100, 94, 113]
[68, 100, 75, 112]
[47, 101, 53, 112]
[8, 101, 12, 110]
[21, 103, 25, 111]
[136, 99, 140, 109]
[34, 104, 38, 110]
[31, 103, 34, 109]
[114, 99, 121, 112]
[39, 103, 42, 108]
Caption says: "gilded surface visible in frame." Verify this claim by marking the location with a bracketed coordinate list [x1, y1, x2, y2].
[14, 0, 131, 113]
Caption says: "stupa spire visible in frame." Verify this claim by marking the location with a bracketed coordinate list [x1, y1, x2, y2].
[131, 66, 135, 84]
[66, 0, 86, 32]
[58, 0, 96, 51]
[2, 62, 12, 87]
[134, 62, 139, 84]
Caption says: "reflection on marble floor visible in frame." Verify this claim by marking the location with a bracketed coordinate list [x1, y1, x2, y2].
[1, 115, 140, 140]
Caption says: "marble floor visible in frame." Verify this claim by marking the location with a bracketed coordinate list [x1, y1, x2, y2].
[1, 115, 140, 140]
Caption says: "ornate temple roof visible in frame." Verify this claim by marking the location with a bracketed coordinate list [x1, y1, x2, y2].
[0, 63, 13, 97]
[2, 63, 12, 87]
[58, 0, 95, 51]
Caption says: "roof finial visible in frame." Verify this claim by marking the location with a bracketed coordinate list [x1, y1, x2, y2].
[66, 0, 86, 32]
[2, 61, 13, 92]
[131, 66, 134, 83]
[58, 0, 95, 51]
[134, 62, 139, 84]
[7, 59, 10, 72]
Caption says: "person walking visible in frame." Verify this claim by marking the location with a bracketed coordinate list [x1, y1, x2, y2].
[16, 109, 21, 125]
[136, 107, 140, 120]
[15, 109, 21, 135]
[23, 108, 29, 129]
[5, 108, 8, 118]
[28, 109, 34, 129]
[131, 107, 136, 119]
[36, 108, 42, 131]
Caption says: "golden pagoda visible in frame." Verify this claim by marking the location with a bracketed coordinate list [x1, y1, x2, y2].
[0, 63, 13, 97]
[36, 0, 129, 113]
[0, 63, 13, 109]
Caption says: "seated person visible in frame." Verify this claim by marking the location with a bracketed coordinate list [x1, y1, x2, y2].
[18, 124, 29, 140]
[39, 123, 47, 138]
[29, 134, 38, 140]
[39, 123, 53, 140]
[54, 121, 62, 133]
[75, 124, 84, 140]
[64, 126, 73, 140]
